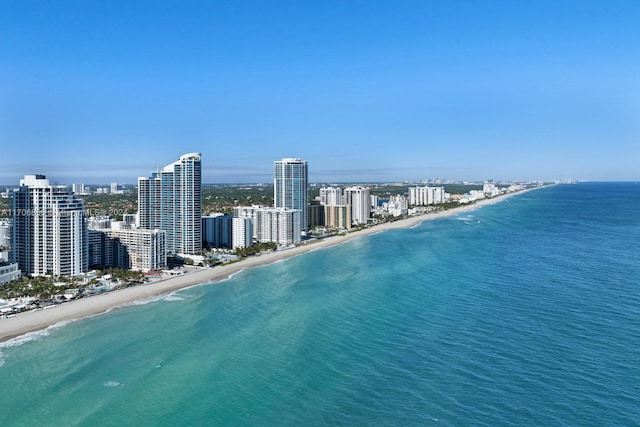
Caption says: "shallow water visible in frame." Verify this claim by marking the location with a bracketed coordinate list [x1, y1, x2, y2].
[1, 183, 638, 426]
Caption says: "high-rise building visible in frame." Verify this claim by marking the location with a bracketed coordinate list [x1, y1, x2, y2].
[308, 200, 324, 228]
[324, 204, 352, 230]
[319, 186, 343, 205]
[71, 183, 87, 195]
[138, 153, 202, 256]
[344, 186, 371, 225]
[233, 205, 263, 241]
[202, 214, 233, 249]
[274, 158, 308, 231]
[11, 175, 88, 276]
[0, 219, 11, 261]
[255, 208, 301, 246]
[88, 226, 166, 272]
[408, 186, 445, 206]
[232, 217, 254, 249]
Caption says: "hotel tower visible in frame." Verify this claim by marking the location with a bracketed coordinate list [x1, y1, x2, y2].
[138, 153, 202, 256]
[274, 158, 308, 231]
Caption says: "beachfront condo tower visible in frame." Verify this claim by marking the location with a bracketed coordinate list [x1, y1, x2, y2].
[138, 153, 202, 256]
[344, 186, 372, 226]
[11, 174, 88, 276]
[274, 158, 308, 231]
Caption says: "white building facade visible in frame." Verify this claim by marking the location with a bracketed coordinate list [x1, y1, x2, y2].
[0, 261, 20, 285]
[274, 158, 308, 231]
[344, 186, 371, 225]
[319, 187, 343, 205]
[408, 186, 446, 206]
[255, 208, 301, 246]
[11, 175, 88, 277]
[107, 228, 166, 271]
[138, 153, 202, 256]
[232, 217, 254, 249]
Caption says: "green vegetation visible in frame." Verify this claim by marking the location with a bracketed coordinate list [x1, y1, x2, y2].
[99, 267, 145, 284]
[235, 241, 277, 257]
[0, 196, 9, 218]
[0, 276, 62, 300]
[202, 184, 272, 215]
[83, 192, 137, 221]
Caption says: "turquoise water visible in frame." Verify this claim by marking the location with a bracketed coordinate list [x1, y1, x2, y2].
[1, 183, 639, 426]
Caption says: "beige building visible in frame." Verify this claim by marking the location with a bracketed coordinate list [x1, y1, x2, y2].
[323, 205, 352, 230]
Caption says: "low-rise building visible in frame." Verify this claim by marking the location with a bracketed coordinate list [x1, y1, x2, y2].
[0, 260, 20, 286]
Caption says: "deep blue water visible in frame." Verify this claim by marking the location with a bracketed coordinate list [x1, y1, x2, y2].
[0, 183, 638, 426]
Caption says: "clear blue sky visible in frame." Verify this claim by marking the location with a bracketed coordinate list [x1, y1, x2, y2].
[1, 0, 638, 184]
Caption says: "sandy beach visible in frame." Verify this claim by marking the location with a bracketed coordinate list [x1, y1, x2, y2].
[0, 189, 533, 343]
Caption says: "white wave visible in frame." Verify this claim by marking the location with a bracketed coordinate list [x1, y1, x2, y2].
[128, 295, 167, 306]
[0, 317, 78, 350]
[163, 294, 185, 302]
[103, 380, 122, 387]
[0, 319, 79, 367]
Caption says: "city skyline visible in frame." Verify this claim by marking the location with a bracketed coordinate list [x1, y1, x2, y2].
[1, 1, 638, 184]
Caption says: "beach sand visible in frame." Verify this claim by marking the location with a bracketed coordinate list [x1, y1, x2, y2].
[0, 190, 532, 343]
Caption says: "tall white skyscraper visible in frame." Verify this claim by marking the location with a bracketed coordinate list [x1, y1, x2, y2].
[11, 174, 87, 276]
[274, 158, 308, 231]
[344, 186, 372, 225]
[138, 153, 202, 256]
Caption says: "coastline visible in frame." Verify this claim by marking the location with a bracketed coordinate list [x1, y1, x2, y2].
[0, 188, 537, 343]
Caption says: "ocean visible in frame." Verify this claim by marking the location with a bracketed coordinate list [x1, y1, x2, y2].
[0, 183, 638, 426]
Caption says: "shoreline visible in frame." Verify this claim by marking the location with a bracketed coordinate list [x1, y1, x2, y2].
[0, 188, 539, 343]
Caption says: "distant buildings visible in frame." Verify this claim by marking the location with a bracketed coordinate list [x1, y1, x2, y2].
[319, 187, 343, 205]
[138, 153, 202, 256]
[384, 195, 408, 217]
[11, 174, 88, 276]
[274, 158, 308, 231]
[408, 186, 446, 206]
[317, 185, 372, 228]
[72, 183, 88, 195]
[483, 183, 501, 198]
